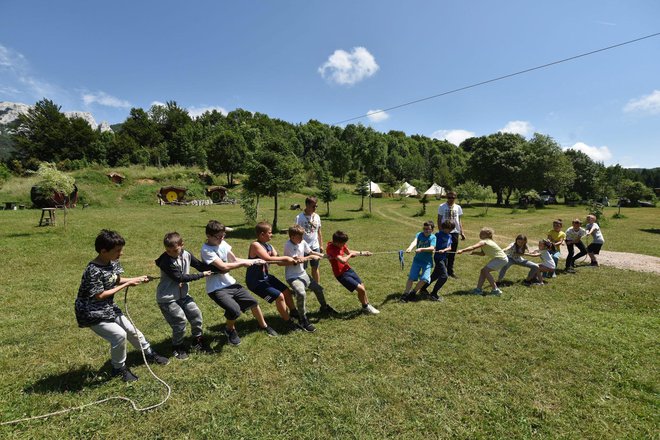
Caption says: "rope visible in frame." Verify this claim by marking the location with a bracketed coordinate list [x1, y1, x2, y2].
[1, 285, 171, 426]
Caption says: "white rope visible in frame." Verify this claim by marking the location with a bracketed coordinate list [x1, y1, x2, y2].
[1, 286, 171, 426]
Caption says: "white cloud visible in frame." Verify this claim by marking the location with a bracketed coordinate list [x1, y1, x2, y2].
[431, 129, 475, 146]
[0, 43, 59, 99]
[366, 109, 389, 123]
[623, 90, 660, 115]
[150, 101, 166, 107]
[188, 106, 228, 118]
[499, 120, 534, 137]
[82, 91, 131, 108]
[567, 142, 613, 162]
[318, 47, 379, 85]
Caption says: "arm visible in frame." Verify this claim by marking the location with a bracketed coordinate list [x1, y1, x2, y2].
[459, 218, 465, 240]
[405, 237, 417, 253]
[157, 258, 207, 283]
[416, 245, 435, 253]
[189, 254, 216, 276]
[94, 275, 149, 300]
[456, 240, 485, 254]
[249, 242, 295, 265]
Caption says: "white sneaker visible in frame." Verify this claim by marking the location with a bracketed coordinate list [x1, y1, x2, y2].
[362, 304, 380, 315]
[490, 288, 502, 296]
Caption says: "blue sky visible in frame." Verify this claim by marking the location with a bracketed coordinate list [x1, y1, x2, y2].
[1, 0, 659, 167]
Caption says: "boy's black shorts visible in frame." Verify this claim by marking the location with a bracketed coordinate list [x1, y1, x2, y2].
[587, 243, 603, 254]
[336, 268, 362, 292]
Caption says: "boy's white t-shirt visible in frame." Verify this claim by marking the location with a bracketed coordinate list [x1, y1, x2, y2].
[284, 239, 311, 280]
[201, 241, 237, 292]
[586, 223, 604, 244]
[295, 212, 321, 249]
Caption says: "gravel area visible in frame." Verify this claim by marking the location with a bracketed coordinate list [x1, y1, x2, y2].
[590, 250, 660, 274]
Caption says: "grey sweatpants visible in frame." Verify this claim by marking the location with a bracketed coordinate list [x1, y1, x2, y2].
[498, 257, 539, 281]
[158, 296, 203, 346]
[90, 315, 150, 369]
[287, 272, 326, 316]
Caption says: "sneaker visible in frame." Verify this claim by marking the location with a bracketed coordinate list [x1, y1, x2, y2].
[288, 320, 303, 332]
[399, 291, 412, 303]
[449, 274, 459, 279]
[146, 350, 170, 365]
[224, 327, 241, 346]
[565, 267, 576, 274]
[590, 261, 599, 267]
[262, 325, 279, 337]
[190, 336, 213, 354]
[551, 273, 557, 278]
[522, 280, 532, 287]
[289, 309, 300, 320]
[429, 293, 443, 302]
[111, 365, 138, 382]
[470, 288, 483, 295]
[419, 288, 430, 296]
[319, 304, 339, 316]
[172, 345, 189, 361]
[362, 304, 380, 315]
[490, 288, 502, 296]
[300, 317, 317, 333]
[532, 281, 545, 286]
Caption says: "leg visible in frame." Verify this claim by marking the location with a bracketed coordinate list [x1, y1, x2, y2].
[520, 260, 539, 282]
[477, 267, 488, 289]
[116, 315, 150, 352]
[573, 242, 587, 265]
[274, 293, 290, 321]
[90, 320, 129, 369]
[179, 297, 204, 338]
[310, 247, 321, 284]
[159, 301, 188, 346]
[356, 284, 368, 305]
[482, 268, 497, 290]
[430, 260, 448, 295]
[289, 278, 309, 316]
[498, 258, 514, 282]
[565, 243, 575, 269]
[447, 232, 459, 275]
[308, 279, 327, 307]
[250, 305, 268, 328]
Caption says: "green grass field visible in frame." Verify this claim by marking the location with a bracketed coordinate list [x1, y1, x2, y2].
[0, 179, 658, 439]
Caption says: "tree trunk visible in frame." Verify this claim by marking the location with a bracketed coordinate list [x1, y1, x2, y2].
[505, 188, 513, 206]
[360, 194, 364, 211]
[496, 188, 503, 205]
[273, 191, 279, 231]
[256, 195, 260, 220]
[326, 201, 330, 217]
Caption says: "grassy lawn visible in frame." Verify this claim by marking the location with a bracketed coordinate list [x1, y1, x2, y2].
[0, 188, 658, 439]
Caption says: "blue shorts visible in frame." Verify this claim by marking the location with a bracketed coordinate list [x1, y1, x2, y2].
[247, 274, 288, 303]
[336, 268, 362, 292]
[408, 260, 433, 283]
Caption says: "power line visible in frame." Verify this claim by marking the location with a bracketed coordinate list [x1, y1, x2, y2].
[332, 32, 660, 126]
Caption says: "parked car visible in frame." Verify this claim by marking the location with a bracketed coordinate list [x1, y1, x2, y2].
[638, 200, 654, 207]
[539, 191, 557, 205]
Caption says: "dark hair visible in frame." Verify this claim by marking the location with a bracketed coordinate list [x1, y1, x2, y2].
[255, 221, 271, 235]
[423, 220, 435, 230]
[206, 220, 225, 236]
[163, 232, 182, 248]
[288, 224, 305, 237]
[446, 190, 457, 198]
[332, 230, 349, 244]
[305, 196, 318, 206]
[514, 234, 528, 254]
[95, 229, 125, 253]
[553, 219, 563, 226]
[441, 220, 455, 230]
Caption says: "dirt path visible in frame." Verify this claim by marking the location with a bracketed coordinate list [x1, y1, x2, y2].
[372, 206, 660, 275]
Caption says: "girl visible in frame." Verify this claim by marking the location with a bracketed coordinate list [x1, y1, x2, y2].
[496, 234, 539, 286]
[565, 219, 587, 271]
[457, 227, 507, 296]
[546, 219, 566, 276]
[529, 239, 556, 284]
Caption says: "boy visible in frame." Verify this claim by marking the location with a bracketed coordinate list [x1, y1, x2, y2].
[565, 219, 587, 272]
[295, 196, 323, 284]
[457, 227, 507, 296]
[401, 221, 437, 302]
[201, 220, 278, 346]
[245, 222, 301, 332]
[422, 220, 454, 301]
[155, 232, 213, 360]
[585, 214, 605, 266]
[437, 191, 465, 278]
[284, 225, 337, 332]
[325, 230, 380, 314]
[75, 230, 169, 382]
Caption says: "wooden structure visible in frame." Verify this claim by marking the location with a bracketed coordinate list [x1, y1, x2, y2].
[39, 208, 56, 226]
[206, 186, 228, 203]
[31, 185, 78, 209]
[159, 186, 187, 203]
[107, 172, 125, 184]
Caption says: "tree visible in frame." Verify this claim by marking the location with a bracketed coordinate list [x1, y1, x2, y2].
[619, 179, 654, 206]
[13, 99, 72, 163]
[243, 138, 304, 230]
[317, 169, 337, 216]
[206, 128, 248, 185]
[564, 149, 603, 201]
[523, 133, 575, 197]
[456, 180, 491, 206]
[355, 174, 370, 211]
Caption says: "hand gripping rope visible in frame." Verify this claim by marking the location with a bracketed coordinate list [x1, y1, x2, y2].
[365, 249, 460, 270]
[1, 284, 171, 426]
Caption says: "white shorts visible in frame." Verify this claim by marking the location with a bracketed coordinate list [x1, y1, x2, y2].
[486, 258, 508, 270]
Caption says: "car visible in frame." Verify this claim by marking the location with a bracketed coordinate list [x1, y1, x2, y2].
[638, 200, 654, 207]
[539, 191, 557, 205]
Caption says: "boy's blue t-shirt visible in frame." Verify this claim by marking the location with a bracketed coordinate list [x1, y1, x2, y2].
[434, 231, 452, 261]
[413, 231, 436, 265]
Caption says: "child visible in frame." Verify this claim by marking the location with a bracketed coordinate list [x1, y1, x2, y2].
[564, 219, 587, 272]
[585, 214, 605, 266]
[75, 230, 169, 382]
[295, 196, 323, 284]
[201, 220, 278, 346]
[497, 234, 539, 286]
[546, 219, 566, 276]
[423, 220, 454, 301]
[155, 232, 213, 360]
[530, 239, 556, 283]
[456, 227, 507, 295]
[401, 221, 437, 302]
[325, 230, 380, 314]
[245, 222, 300, 332]
[284, 225, 337, 332]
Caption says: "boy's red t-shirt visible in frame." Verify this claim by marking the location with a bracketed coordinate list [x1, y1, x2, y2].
[326, 242, 351, 277]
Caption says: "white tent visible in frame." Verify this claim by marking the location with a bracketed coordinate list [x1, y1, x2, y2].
[368, 181, 383, 198]
[394, 181, 418, 197]
[424, 183, 447, 199]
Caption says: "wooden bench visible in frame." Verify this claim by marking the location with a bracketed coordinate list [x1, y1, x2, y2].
[39, 208, 56, 226]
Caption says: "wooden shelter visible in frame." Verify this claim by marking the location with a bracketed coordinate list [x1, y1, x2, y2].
[206, 186, 228, 203]
[159, 186, 187, 203]
[107, 172, 125, 184]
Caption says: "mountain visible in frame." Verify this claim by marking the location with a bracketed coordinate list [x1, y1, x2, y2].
[0, 101, 112, 132]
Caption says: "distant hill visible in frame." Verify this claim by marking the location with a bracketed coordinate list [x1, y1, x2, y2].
[0, 101, 112, 132]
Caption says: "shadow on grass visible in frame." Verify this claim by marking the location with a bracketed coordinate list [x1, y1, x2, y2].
[321, 217, 354, 222]
[3, 232, 34, 238]
[24, 366, 108, 394]
[640, 228, 660, 234]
